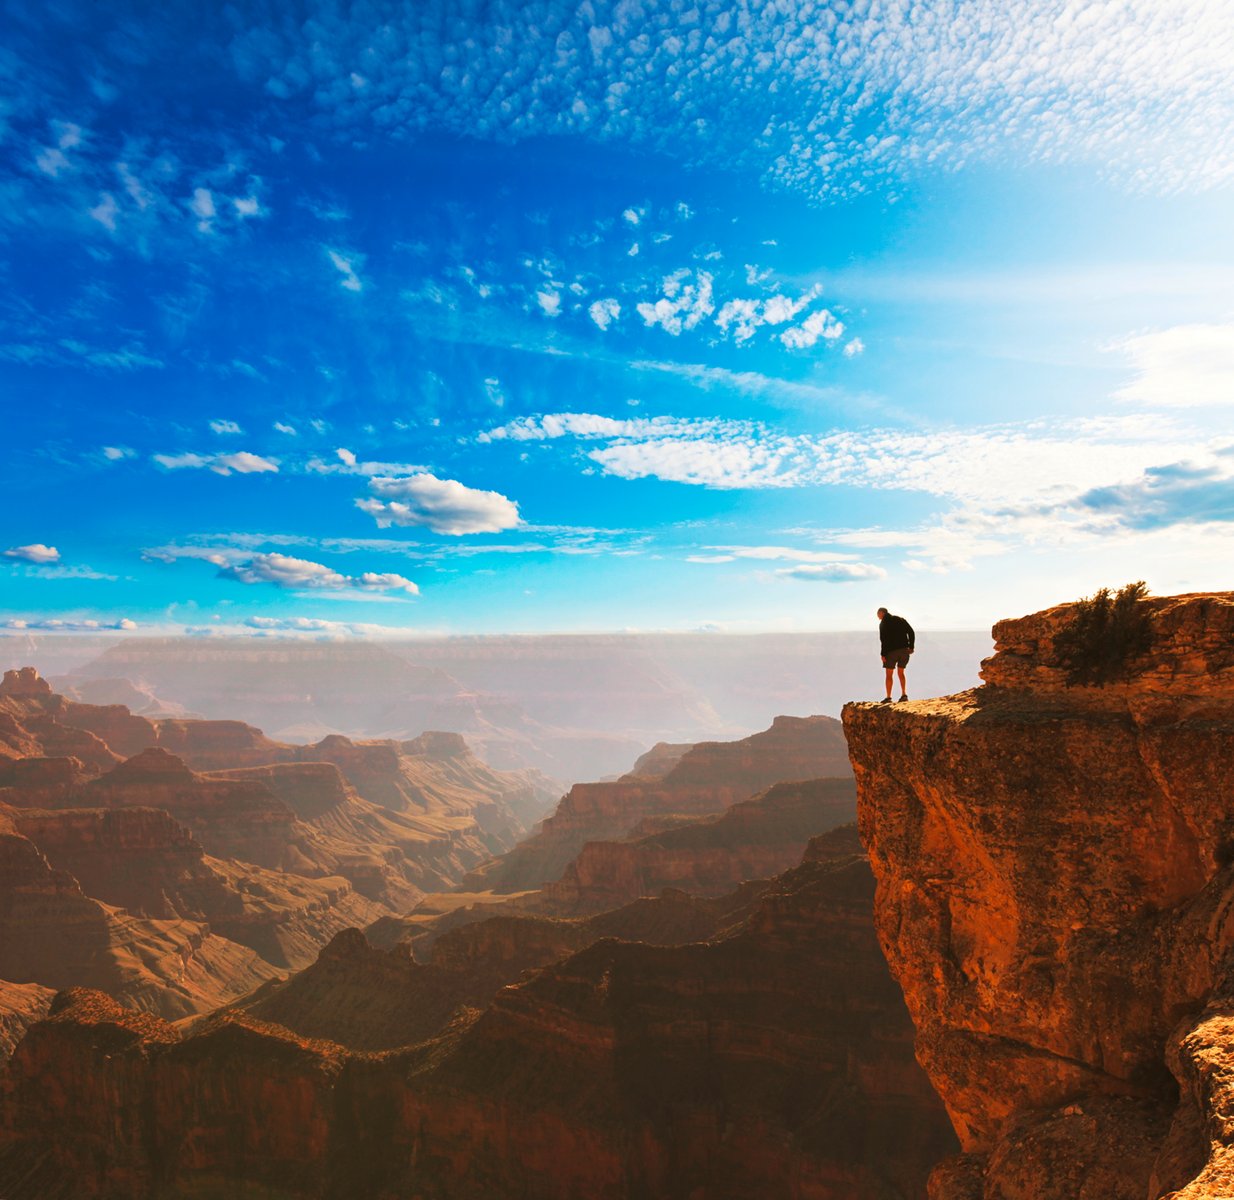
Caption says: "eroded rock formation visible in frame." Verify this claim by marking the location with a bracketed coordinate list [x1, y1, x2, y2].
[0, 820, 277, 1018]
[843, 590, 1234, 1199]
[536, 776, 857, 914]
[0, 825, 955, 1198]
[468, 714, 852, 893]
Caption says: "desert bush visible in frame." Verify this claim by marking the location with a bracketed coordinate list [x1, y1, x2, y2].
[1052, 581, 1154, 687]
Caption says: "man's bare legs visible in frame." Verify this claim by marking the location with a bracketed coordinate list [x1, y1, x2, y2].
[884, 664, 907, 700]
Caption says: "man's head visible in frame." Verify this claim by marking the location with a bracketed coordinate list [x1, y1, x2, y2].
[876, 607, 888, 620]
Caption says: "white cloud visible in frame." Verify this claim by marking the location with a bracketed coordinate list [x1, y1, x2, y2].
[234, 196, 261, 217]
[714, 287, 820, 343]
[780, 308, 844, 349]
[210, 418, 243, 435]
[844, 338, 865, 357]
[89, 192, 118, 231]
[4, 544, 60, 564]
[36, 147, 71, 176]
[189, 187, 216, 231]
[274, 422, 297, 435]
[216, 552, 419, 595]
[1112, 323, 1234, 407]
[622, 207, 641, 226]
[357, 473, 521, 535]
[775, 563, 887, 582]
[3, 617, 136, 632]
[327, 248, 363, 292]
[588, 297, 621, 330]
[483, 410, 1204, 509]
[636, 270, 714, 336]
[305, 453, 427, 477]
[102, 445, 135, 461]
[536, 289, 561, 317]
[153, 451, 279, 475]
[706, 545, 864, 564]
[229, 1, 1234, 198]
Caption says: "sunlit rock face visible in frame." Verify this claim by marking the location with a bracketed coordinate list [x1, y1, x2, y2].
[0, 827, 956, 1199]
[844, 591, 1234, 1200]
[468, 713, 853, 894]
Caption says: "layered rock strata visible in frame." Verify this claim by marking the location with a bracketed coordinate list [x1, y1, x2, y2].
[468, 713, 852, 893]
[0, 826, 955, 1198]
[537, 776, 857, 914]
[11, 805, 385, 970]
[843, 590, 1234, 1199]
[0, 823, 277, 1018]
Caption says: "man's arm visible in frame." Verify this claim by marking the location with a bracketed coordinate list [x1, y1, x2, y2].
[905, 619, 915, 651]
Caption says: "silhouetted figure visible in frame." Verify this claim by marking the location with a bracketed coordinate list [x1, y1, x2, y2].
[877, 607, 914, 702]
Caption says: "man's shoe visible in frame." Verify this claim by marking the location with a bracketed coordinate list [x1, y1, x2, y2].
[897, 694, 908, 702]
[879, 697, 893, 704]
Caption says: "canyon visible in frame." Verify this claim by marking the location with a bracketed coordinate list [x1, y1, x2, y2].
[0, 825, 955, 1199]
[9, 592, 1230, 1197]
[0, 667, 556, 1017]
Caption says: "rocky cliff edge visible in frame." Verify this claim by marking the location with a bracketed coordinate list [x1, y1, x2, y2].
[843, 590, 1234, 1199]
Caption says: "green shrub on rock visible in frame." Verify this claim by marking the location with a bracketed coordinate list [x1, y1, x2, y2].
[1052, 581, 1154, 687]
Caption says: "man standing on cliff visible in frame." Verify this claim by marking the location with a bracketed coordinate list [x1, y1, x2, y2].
[877, 607, 914, 703]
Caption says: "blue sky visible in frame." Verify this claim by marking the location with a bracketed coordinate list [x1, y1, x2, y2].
[3, 0, 1234, 637]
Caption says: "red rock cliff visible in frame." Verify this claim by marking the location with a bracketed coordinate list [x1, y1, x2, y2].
[843, 590, 1234, 1199]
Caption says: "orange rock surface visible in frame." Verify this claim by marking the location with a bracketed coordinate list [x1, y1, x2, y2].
[843, 590, 1234, 1199]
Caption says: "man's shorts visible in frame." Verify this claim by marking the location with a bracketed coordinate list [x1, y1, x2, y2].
[882, 648, 911, 669]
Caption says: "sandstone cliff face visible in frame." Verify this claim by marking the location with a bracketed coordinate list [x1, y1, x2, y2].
[469, 714, 852, 894]
[0, 831, 955, 1199]
[843, 590, 1234, 1199]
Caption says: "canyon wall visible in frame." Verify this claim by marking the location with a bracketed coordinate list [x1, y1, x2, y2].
[843, 590, 1234, 1199]
[468, 714, 852, 894]
[0, 826, 956, 1198]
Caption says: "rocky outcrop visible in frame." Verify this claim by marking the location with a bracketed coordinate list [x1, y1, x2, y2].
[536, 776, 857, 914]
[0, 982, 53, 1064]
[0, 669, 50, 699]
[843, 589, 1234, 1199]
[468, 714, 852, 893]
[0, 831, 955, 1198]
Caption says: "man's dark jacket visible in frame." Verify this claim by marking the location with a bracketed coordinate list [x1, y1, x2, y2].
[879, 613, 915, 655]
